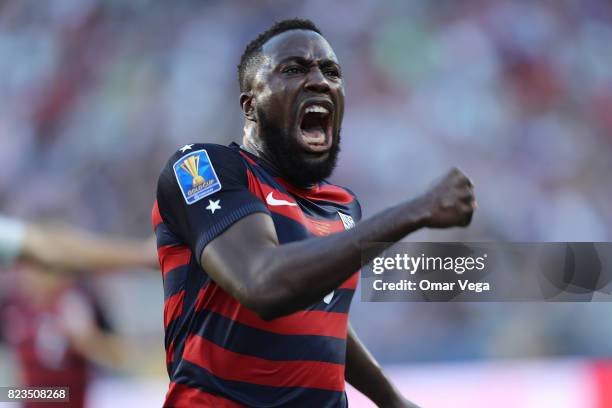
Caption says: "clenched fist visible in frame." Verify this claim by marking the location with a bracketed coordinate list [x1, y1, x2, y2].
[419, 168, 476, 228]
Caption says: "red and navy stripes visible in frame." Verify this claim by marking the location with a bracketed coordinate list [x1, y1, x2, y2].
[195, 285, 351, 339]
[171, 360, 346, 408]
[153, 201, 193, 374]
[153, 145, 360, 407]
[165, 382, 246, 408]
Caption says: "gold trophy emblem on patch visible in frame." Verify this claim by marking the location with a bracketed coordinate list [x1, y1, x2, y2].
[180, 155, 205, 186]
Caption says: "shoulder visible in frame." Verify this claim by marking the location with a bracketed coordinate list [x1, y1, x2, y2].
[158, 143, 247, 187]
[336, 184, 360, 203]
[339, 185, 362, 219]
[319, 181, 362, 222]
[156, 143, 251, 209]
[319, 181, 360, 204]
[162, 143, 243, 170]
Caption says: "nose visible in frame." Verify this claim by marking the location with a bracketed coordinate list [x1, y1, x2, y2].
[304, 68, 330, 93]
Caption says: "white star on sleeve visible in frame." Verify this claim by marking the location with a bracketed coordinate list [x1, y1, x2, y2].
[205, 199, 221, 214]
[179, 144, 194, 153]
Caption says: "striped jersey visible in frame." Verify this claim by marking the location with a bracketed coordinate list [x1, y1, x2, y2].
[152, 142, 361, 407]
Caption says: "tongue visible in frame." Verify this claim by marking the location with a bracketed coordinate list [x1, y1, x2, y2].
[301, 125, 325, 144]
[301, 112, 326, 145]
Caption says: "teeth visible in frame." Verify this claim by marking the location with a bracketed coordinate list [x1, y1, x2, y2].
[305, 105, 329, 114]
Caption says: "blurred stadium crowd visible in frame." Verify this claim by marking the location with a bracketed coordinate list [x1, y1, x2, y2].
[1, 0, 612, 390]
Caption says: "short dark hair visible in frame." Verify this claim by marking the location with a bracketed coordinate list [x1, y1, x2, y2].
[237, 18, 322, 93]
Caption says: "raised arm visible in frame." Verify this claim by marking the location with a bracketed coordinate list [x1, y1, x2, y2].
[201, 167, 474, 320]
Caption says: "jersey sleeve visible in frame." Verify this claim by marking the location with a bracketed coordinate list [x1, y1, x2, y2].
[0, 215, 25, 266]
[156, 144, 270, 263]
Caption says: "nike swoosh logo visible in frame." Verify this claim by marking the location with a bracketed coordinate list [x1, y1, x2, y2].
[266, 192, 297, 207]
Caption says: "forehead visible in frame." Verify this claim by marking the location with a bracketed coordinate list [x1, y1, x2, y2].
[261, 29, 338, 65]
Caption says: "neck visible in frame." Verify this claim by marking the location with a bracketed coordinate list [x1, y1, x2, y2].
[242, 128, 282, 175]
[242, 122, 261, 156]
[241, 140, 285, 180]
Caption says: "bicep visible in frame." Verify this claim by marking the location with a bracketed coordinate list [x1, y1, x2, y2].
[201, 212, 278, 300]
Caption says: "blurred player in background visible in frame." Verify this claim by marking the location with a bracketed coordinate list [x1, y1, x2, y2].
[0, 213, 157, 407]
[154, 19, 475, 407]
[0, 265, 120, 408]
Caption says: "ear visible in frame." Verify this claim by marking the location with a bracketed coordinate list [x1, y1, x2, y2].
[240, 92, 256, 122]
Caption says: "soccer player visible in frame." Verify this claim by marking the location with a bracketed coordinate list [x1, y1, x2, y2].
[0, 215, 156, 407]
[153, 19, 476, 407]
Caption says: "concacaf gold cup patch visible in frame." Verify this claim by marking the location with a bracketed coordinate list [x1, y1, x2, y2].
[173, 149, 222, 205]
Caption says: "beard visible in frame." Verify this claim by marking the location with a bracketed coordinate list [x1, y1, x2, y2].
[257, 109, 341, 187]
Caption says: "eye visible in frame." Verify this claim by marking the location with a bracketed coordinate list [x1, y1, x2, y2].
[324, 68, 341, 78]
[282, 65, 305, 75]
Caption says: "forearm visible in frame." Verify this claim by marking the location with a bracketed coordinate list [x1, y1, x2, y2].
[22, 224, 157, 272]
[345, 325, 404, 407]
[250, 198, 428, 318]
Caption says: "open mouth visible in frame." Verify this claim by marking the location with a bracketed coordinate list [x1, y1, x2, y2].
[298, 102, 333, 154]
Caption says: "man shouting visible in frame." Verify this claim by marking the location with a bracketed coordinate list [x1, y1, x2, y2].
[153, 18, 476, 408]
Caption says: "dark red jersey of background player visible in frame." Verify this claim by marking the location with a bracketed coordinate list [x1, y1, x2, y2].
[0, 279, 110, 408]
[153, 143, 361, 408]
